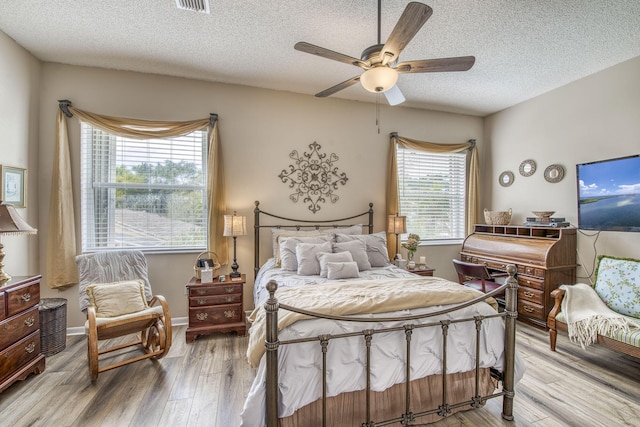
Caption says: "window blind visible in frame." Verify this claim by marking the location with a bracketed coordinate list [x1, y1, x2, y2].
[80, 123, 208, 252]
[396, 147, 466, 243]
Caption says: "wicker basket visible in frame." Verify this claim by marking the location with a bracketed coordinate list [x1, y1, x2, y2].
[193, 251, 221, 279]
[39, 298, 67, 357]
[484, 208, 512, 225]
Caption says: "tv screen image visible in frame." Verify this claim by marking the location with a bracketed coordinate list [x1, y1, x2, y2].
[576, 154, 640, 232]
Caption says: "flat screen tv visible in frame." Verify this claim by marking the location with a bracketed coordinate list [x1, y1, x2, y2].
[576, 154, 640, 232]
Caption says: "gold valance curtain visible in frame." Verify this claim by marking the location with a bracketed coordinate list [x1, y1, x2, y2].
[385, 134, 479, 257]
[47, 103, 227, 289]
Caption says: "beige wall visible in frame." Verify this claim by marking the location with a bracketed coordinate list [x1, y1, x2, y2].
[0, 31, 41, 278]
[37, 63, 482, 328]
[484, 56, 640, 279]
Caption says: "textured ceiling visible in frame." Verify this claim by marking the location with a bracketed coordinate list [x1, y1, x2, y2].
[1, 0, 639, 116]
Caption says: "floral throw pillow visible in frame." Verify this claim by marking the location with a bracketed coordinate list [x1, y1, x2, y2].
[593, 255, 640, 319]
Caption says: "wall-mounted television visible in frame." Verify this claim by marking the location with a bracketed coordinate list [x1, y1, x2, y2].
[576, 154, 640, 232]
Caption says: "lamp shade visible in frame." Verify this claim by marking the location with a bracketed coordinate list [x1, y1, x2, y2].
[387, 214, 407, 235]
[360, 66, 398, 93]
[0, 202, 37, 235]
[223, 212, 247, 237]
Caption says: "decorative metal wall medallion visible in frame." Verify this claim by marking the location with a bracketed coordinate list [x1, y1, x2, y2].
[278, 141, 349, 213]
[544, 164, 565, 183]
[499, 171, 514, 187]
[519, 159, 537, 177]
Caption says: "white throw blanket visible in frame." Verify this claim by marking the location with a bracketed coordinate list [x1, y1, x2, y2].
[560, 283, 639, 349]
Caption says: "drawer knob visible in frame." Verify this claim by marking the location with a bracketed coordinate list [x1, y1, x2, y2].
[225, 287, 234, 293]
[21, 293, 31, 302]
[523, 306, 534, 313]
[225, 296, 234, 303]
[224, 310, 235, 318]
[197, 289, 207, 295]
[197, 299, 207, 305]
[196, 312, 208, 321]
[523, 291, 535, 298]
[25, 317, 35, 327]
[25, 342, 36, 354]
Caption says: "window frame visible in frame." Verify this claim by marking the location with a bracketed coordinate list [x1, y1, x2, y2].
[79, 123, 209, 253]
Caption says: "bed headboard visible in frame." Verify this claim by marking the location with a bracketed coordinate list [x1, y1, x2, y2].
[253, 201, 374, 278]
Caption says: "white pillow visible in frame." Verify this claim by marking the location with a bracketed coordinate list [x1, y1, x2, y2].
[335, 231, 390, 267]
[317, 251, 353, 278]
[280, 235, 333, 271]
[333, 240, 371, 271]
[327, 261, 360, 280]
[296, 241, 333, 276]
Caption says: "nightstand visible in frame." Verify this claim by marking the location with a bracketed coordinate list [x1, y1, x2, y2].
[185, 274, 246, 343]
[409, 267, 435, 277]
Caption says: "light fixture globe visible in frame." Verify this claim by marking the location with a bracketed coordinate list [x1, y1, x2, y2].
[360, 66, 398, 93]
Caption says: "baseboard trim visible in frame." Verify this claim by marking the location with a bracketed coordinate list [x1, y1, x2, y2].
[66, 316, 188, 336]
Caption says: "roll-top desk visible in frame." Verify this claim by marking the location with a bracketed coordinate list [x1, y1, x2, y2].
[460, 225, 577, 328]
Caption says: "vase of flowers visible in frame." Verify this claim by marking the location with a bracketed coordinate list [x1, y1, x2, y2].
[402, 233, 420, 268]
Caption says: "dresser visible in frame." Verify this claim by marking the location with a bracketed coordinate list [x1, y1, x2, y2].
[0, 275, 45, 393]
[460, 225, 576, 328]
[185, 274, 246, 343]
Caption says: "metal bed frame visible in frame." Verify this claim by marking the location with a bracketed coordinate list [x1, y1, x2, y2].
[252, 201, 517, 426]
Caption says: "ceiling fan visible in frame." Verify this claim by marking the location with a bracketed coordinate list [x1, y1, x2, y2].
[294, 1, 475, 106]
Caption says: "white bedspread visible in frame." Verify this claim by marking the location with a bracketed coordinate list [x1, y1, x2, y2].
[242, 261, 524, 427]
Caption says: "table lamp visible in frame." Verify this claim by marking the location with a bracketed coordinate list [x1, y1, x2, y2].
[223, 211, 247, 278]
[387, 213, 406, 261]
[0, 201, 37, 284]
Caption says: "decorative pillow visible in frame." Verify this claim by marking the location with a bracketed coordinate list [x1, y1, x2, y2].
[327, 261, 360, 280]
[280, 235, 333, 271]
[333, 240, 371, 271]
[272, 230, 325, 267]
[85, 280, 149, 318]
[593, 255, 640, 319]
[335, 231, 390, 267]
[317, 251, 354, 278]
[296, 241, 333, 276]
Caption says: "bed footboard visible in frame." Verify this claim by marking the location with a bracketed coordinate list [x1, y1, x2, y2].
[263, 265, 518, 426]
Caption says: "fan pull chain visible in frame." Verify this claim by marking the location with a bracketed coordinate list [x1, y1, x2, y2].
[376, 94, 381, 134]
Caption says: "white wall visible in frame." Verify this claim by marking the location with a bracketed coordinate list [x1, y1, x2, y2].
[484, 56, 640, 280]
[0, 31, 40, 278]
[37, 63, 483, 328]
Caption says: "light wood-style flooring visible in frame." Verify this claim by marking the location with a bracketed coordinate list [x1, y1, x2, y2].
[1, 323, 638, 426]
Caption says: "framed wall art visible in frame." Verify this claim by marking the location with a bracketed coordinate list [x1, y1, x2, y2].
[1, 165, 27, 207]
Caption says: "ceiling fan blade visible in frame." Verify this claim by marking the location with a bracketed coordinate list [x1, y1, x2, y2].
[396, 56, 476, 73]
[384, 84, 406, 106]
[295, 42, 369, 69]
[380, 2, 433, 65]
[315, 75, 362, 98]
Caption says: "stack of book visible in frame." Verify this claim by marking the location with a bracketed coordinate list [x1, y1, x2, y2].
[523, 216, 570, 228]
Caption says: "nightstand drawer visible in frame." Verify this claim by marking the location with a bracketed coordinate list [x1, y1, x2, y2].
[6, 282, 40, 317]
[0, 331, 41, 382]
[0, 306, 39, 349]
[189, 303, 243, 326]
[189, 284, 242, 297]
[189, 293, 241, 307]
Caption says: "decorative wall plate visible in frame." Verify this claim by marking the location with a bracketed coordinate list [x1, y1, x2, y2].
[544, 164, 565, 183]
[519, 159, 537, 177]
[499, 171, 514, 187]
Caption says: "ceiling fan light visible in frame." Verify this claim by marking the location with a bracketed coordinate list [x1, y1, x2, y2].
[360, 67, 398, 93]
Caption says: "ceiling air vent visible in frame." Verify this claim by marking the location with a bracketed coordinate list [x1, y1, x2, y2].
[175, 0, 210, 14]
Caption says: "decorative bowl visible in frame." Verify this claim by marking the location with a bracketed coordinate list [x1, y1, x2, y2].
[532, 211, 555, 218]
[484, 208, 512, 225]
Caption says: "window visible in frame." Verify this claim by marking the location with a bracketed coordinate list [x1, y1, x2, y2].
[396, 146, 467, 244]
[80, 123, 208, 252]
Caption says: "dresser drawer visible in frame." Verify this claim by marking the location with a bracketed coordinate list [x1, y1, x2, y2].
[189, 303, 243, 326]
[518, 286, 544, 305]
[517, 275, 544, 291]
[6, 282, 40, 317]
[0, 331, 41, 381]
[0, 293, 5, 320]
[189, 284, 242, 297]
[189, 293, 241, 307]
[0, 306, 39, 350]
[518, 300, 545, 321]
